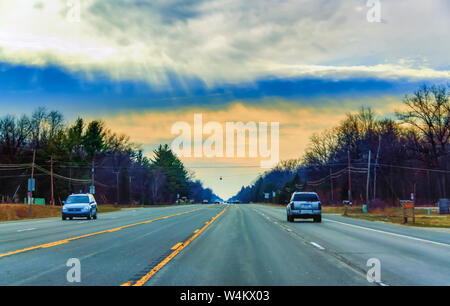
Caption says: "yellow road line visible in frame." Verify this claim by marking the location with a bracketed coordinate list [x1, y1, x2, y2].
[40, 240, 69, 248]
[0, 205, 218, 259]
[170, 242, 183, 250]
[127, 205, 229, 286]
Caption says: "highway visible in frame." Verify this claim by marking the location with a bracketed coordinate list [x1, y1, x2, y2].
[0, 204, 449, 286]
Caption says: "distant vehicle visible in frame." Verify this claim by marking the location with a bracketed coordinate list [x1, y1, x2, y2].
[202, 200, 209, 204]
[286, 192, 321, 223]
[62, 193, 98, 220]
[215, 201, 221, 204]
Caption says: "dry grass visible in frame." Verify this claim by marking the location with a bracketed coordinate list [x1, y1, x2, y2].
[0, 204, 61, 221]
[0, 203, 202, 222]
[323, 206, 450, 228]
[0, 203, 128, 221]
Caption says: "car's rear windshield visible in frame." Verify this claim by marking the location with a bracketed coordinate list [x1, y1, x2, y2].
[66, 196, 90, 204]
[293, 194, 319, 202]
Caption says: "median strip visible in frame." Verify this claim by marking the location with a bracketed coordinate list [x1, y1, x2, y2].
[0, 205, 217, 259]
[124, 205, 229, 286]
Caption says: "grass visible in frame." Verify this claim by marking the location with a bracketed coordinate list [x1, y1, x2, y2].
[0, 204, 61, 221]
[322, 206, 450, 228]
[0, 202, 203, 222]
[0, 203, 129, 222]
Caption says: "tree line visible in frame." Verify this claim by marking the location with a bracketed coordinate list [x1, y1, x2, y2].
[232, 84, 450, 206]
[0, 107, 218, 205]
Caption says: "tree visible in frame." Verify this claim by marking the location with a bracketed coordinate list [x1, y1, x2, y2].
[83, 120, 105, 160]
[396, 85, 450, 167]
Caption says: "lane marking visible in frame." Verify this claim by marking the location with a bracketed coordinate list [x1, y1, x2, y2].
[0, 205, 218, 259]
[17, 228, 37, 232]
[40, 240, 69, 248]
[120, 281, 133, 287]
[324, 218, 450, 248]
[194, 229, 199, 233]
[310, 242, 325, 250]
[171, 242, 183, 250]
[125, 205, 229, 286]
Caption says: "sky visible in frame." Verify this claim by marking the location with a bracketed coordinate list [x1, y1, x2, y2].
[0, 0, 448, 199]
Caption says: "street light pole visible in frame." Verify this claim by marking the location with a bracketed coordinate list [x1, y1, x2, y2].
[366, 150, 371, 207]
[347, 150, 352, 204]
[50, 155, 55, 206]
[29, 149, 36, 218]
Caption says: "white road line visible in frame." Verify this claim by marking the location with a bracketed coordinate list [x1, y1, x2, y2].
[324, 218, 450, 248]
[310, 242, 325, 250]
[17, 228, 36, 232]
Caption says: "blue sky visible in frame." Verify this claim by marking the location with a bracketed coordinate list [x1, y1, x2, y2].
[0, 0, 448, 198]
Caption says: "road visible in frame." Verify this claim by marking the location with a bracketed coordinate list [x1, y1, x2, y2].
[0, 204, 449, 286]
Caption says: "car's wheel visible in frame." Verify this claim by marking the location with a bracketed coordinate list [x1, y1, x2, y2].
[314, 215, 322, 223]
[93, 213, 97, 220]
[62, 215, 66, 220]
[87, 211, 92, 220]
[69, 217, 73, 220]
[286, 214, 290, 222]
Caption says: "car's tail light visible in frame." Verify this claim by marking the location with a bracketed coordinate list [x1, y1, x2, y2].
[290, 202, 295, 209]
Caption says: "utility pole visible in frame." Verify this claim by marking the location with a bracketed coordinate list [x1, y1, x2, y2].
[366, 150, 371, 207]
[347, 150, 352, 203]
[114, 171, 120, 204]
[50, 155, 55, 206]
[330, 167, 334, 203]
[129, 176, 133, 205]
[373, 135, 381, 200]
[91, 159, 95, 195]
[29, 149, 36, 218]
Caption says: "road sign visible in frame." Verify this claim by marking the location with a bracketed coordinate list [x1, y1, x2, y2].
[400, 200, 415, 223]
[400, 200, 414, 209]
[28, 178, 35, 192]
[264, 193, 269, 199]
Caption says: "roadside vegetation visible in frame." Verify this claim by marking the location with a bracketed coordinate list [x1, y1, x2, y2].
[0, 204, 61, 221]
[323, 206, 450, 228]
[0, 202, 202, 222]
[232, 84, 450, 210]
[0, 109, 218, 206]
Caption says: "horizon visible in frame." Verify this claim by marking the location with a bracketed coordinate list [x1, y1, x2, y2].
[0, 0, 449, 199]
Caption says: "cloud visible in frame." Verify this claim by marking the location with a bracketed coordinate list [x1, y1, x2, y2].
[96, 96, 402, 198]
[0, 0, 448, 88]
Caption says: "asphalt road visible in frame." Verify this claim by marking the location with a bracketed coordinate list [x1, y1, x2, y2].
[0, 204, 449, 286]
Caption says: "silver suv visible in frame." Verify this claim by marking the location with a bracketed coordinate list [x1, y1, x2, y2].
[286, 192, 322, 223]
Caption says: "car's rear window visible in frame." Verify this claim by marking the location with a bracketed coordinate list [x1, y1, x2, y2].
[66, 196, 90, 204]
[293, 194, 319, 202]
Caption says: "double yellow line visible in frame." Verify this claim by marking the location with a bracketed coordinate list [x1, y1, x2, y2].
[0, 205, 216, 259]
[122, 204, 229, 286]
